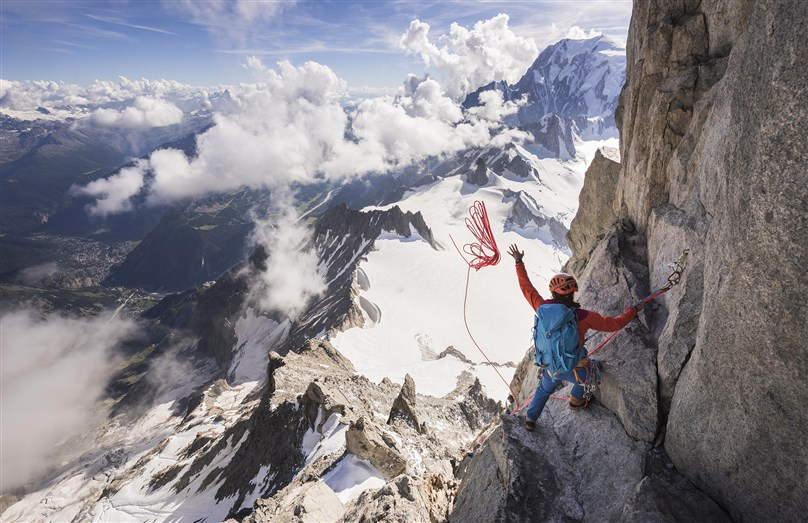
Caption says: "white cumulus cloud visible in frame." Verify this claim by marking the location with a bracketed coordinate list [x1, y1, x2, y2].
[73, 159, 148, 216]
[142, 60, 349, 207]
[89, 96, 184, 128]
[466, 89, 521, 122]
[75, 58, 527, 215]
[400, 14, 538, 100]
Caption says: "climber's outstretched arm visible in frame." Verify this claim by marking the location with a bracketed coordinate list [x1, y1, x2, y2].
[581, 308, 636, 333]
[509, 244, 544, 310]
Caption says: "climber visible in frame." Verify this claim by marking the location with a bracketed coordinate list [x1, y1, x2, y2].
[507, 244, 638, 431]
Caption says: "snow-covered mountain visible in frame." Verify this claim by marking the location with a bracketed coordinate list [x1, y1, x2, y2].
[1, 35, 625, 522]
[464, 35, 626, 157]
[4, 4, 803, 520]
[1, 126, 614, 520]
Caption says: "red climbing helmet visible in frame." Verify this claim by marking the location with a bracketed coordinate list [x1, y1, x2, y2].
[549, 273, 578, 295]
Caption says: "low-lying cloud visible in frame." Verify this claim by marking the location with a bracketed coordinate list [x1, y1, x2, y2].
[89, 96, 184, 129]
[74, 159, 149, 216]
[400, 14, 538, 100]
[0, 310, 135, 490]
[249, 201, 326, 318]
[0, 77, 212, 115]
[77, 57, 527, 214]
[16, 262, 61, 287]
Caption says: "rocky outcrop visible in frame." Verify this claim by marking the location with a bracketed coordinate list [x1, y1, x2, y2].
[341, 473, 455, 523]
[219, 341, 500, 522]
[388, 374, 424, 433]
[558, 0, 807, 519]
[466, 158, 489, 185]
[504, 189, 569, 249]
[437, 346, 473, 365]
[565, 146, 621, 276]
[451, 412, 728, 522]
[246, 481, 344, 523]
[346, 417, 408, 480]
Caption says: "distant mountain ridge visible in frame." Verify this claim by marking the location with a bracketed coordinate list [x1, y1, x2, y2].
[464, 35, 626, 157]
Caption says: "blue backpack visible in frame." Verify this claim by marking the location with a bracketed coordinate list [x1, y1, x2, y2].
[533, 303, 584, 374]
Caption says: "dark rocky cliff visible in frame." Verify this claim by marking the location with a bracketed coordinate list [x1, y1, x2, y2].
[613, 1, 807, 519]
[453, 1, 807, 520]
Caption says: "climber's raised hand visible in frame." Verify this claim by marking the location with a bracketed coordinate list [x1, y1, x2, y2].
[507, 244, 524, 262]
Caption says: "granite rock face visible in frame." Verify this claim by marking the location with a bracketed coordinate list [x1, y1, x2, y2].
[621, 1, 808, 520]
[450, 411, 727, 522]
[388, 373, 424, 433]
[559, 0, 808, 519]
[565, 146, 621, 276]
[573, 226, 657, 442]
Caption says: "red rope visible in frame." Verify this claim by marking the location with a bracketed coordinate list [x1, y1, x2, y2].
[452, 202, 681, 414]
[451, 200, 532, 410]
[450, 200, 500, 270]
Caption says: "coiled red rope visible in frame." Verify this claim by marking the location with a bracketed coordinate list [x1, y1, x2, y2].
[450, 200, 500, 270]
[451, 201, 531, 411]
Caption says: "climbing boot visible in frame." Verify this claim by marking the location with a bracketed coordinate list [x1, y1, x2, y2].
[524, 418, 536, 431]
[568, 396, 585, 411]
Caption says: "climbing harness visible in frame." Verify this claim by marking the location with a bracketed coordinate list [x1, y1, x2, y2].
[533, 359, 601, 406]
[581, 359, 602, 405]
[514, 249, 690, 412]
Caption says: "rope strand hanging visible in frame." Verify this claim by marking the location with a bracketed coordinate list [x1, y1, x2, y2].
[451, 200, 530, 412]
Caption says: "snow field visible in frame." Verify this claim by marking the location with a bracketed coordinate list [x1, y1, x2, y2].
[331, 140, 616, 401]
[322, 455, 386, 504]
[230, 309, 289, 384]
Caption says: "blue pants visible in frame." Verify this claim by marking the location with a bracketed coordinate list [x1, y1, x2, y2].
[525, 366, 588, 421]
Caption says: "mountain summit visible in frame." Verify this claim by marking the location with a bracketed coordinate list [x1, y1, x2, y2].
[465, 34, 626, 157]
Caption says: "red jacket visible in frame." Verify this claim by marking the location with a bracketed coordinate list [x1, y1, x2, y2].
[516, 261, 635, 347]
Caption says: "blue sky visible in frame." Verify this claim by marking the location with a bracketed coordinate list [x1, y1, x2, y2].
[1, 0, 632, 89]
